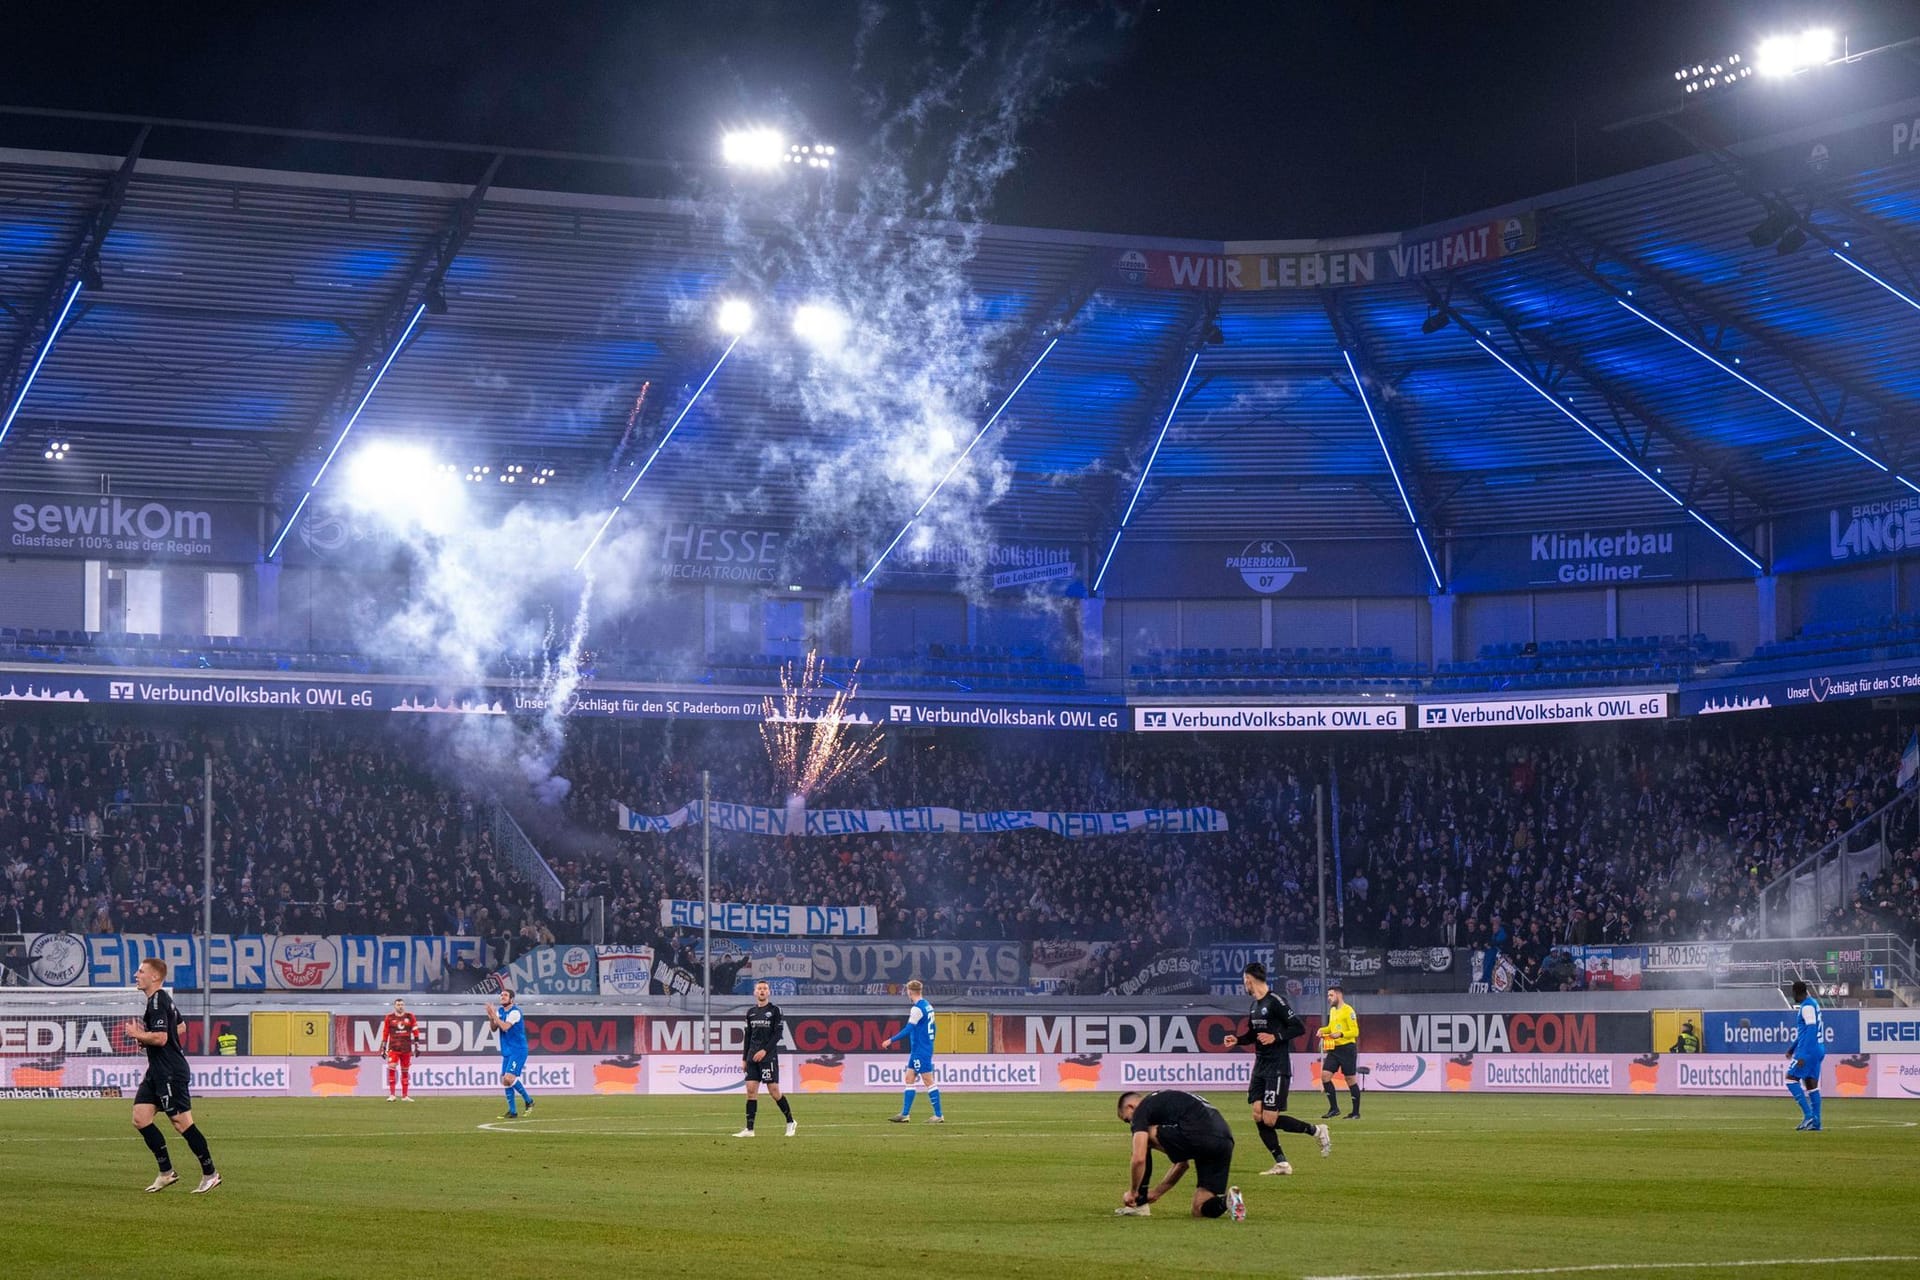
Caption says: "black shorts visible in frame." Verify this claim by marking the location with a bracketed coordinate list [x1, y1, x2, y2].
[1247, 1062, 1291, 1110]
[135, 1069, 192, 1117]
[744, 1056, 780, 1085]
[1323, 1044, 1359, 1080]
[1185, 1132, 1235, 1197]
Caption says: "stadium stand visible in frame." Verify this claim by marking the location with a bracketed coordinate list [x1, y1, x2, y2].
[6, 710, 1908, 978]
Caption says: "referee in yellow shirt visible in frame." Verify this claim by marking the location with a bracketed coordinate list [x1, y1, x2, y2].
[1318, 985, 1361, 1119]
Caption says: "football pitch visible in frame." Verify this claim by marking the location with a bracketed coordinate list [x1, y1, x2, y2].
[7, 1093, 1918, 1280]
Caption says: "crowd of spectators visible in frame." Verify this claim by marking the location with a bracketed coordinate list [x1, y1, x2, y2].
[3, 709, 1915, 977]
[0, 715, 549, 959]
[558, 716, 1916, 964]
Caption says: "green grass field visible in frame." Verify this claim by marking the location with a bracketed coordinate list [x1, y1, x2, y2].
[7, 1093, 1919, 1280]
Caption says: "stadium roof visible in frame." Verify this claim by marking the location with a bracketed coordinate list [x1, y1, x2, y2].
[1, 96, 1917, 563]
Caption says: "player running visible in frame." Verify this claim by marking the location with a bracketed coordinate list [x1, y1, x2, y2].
[1319, 984, 1361, 1119]
[380, 997, 420, 1102]
[1786, 980, 1826, 1131]
[882, 979, 942, 1123]
[123, 958, 220, 1194]
[487, 987, 535, 1119]
[1223, 962, 1329, 1174]
[1115, 1090, 1244, 1221]
[735, 980, 796, 1138]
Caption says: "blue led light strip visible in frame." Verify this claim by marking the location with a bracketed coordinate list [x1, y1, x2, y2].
[1831, 250, 1920, 315]
[860, 337, 1057, 586]
[575, 335, 741, 572]
[1343, 349, 1443, 592]
[1616, 296, 1919, 496]
[268, 302, 429, 559]
[1091, 350, 1201, 594]
[1475, 337, 1763, 573]
[0, 279, 85, 452]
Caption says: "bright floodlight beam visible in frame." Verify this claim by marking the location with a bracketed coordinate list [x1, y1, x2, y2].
[792, 302, 849, 350]
[721, 128, 786, 170]
[574, 328, 744, 572]
[1473, 336, 1764, 572]
[1092, 351, 1201, 595]
[1755, 27, 1836, 76]
[268, 301, 428, 558]
[716, 297, 755, 336]
[860, 338, 1059, 586]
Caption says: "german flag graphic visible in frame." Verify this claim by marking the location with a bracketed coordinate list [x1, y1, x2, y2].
[798, 1054, 846, 1092]
[1445, 1053, 1474, 1091]
[309, 1056, 362, 1097]
[1057, 1055, 1102, 1090]
[1835, 1054, 1870, 1097]
[594, 1055, 644, 1094]
[1628, 1054, 1660, 1093]
[12, 1056, 65, 1088]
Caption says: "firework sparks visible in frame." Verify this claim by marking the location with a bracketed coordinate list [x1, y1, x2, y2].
[760, 650, 886, 802]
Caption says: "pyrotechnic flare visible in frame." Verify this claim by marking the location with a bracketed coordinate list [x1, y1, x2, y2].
[759, 650, 886, 802]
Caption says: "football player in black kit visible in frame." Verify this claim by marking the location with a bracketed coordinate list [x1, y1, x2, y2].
[734, 980, 796, 1138]
[1222, 962, 1330, 1175]
[123, 957, 220, 1193]
[1114, 1089, 1245, 1220]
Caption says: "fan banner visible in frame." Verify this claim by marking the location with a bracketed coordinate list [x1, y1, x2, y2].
[616, 800, 1228, 838]
[660, 900, 879, 937]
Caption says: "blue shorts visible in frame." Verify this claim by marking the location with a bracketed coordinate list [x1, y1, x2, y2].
[907, 1054, 935, 1075]
[500, 1053, 528, 1079]
[1787, 1051, 1824, 1082]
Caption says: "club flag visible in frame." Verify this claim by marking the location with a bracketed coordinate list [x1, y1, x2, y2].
[1899, 731, 1919, 789]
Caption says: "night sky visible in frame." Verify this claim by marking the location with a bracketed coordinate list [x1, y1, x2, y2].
[8, 1, 1920, 239]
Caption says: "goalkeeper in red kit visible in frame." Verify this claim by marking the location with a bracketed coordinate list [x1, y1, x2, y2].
[380, 998, 420, 1101]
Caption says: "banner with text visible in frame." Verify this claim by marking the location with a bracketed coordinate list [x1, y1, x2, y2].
[1109, 213, 1536, 293]
[0, 670, 1125, 733]
[1773, 495, 1920, 574]
[8, 933, 488, 992]
[1449, 524, 1755, 592]
[1134, 705, 1406, 733]
[1419, 693, 1667, 730]
[9, 1052, 1908, 1098]
[618, 800, 1227, 839]
[5, 491, 259, 564]
[659, 900, 879, 937]
[1681, 658, 1920, 717]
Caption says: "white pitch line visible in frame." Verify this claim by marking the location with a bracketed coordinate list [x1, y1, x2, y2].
[1305, 1257, 1920, 1280]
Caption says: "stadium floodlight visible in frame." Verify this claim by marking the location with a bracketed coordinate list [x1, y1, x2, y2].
[1676, 53, 1751, 95]
[268, 301, 428, 558]
[861, 338, 1058, 586]
[42, 439, 70, 461]
[1342, 350, 1443, 593]
[716, 298, 756, 336]
[345, 441, 453, 518]
[1755, 28, 1835, 77]
[1474, 336, 1765, 572]
[1614, 296, 1920, 496]
[791, 302, 849, 350]
[721, 128, 785, 170]
[785, 143, 837, 171]
[575, 336, 743, 571]
[1092, 350, 1202, 595]
[0, 278, 83, 453]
